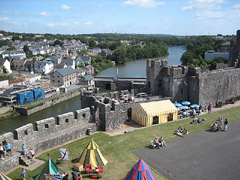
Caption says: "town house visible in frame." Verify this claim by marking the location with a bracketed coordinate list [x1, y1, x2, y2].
[50, 67, 77, 87]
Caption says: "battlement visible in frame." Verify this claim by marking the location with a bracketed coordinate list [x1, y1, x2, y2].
[0, 107, 95, 172]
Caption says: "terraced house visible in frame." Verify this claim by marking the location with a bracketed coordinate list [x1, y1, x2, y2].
[50, 67, 77, 87]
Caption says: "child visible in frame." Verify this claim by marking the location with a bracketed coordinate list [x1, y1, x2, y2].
[21, 168, 26, 180]
[29, 148, 35, 161]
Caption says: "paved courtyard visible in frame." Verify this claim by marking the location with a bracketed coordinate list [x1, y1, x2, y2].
[133, 121, 240, 180]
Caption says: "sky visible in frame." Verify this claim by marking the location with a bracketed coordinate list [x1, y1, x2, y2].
[0, 0, 239, 35]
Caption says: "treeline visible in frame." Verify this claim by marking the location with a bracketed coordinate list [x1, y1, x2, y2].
[91, 56, 113, 72]
[108, 42, 168, 64]
[180, 36, 228, 70]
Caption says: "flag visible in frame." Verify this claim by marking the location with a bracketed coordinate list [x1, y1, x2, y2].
[59, 148, 69, 160]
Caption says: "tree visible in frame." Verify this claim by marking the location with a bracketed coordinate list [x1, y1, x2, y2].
[111, 46, 127, 64]
[23, 45, 29, 53]
[181, 51, 195, 65]
[53, 40, 63, 47]
[88, 39, 96, 48]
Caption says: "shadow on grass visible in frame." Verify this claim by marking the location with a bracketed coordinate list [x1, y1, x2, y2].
[71, 158, 80, 163]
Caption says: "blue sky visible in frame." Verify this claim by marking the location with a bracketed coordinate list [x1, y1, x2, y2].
[0, 0, 239, 35]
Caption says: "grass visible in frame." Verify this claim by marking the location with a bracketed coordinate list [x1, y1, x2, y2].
[0, 110, 19, 120]
[7, 106, 240, 180]
[27, 102, 44, 110]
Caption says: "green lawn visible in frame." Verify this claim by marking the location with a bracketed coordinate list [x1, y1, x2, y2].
[7, 106, 240, 180]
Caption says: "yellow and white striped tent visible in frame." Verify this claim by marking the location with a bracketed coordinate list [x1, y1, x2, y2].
[79, 138, 108, 169]
[132, 100, 178, 127]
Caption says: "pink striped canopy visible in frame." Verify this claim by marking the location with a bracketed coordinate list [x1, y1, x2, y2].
[124, 158, 156, 180]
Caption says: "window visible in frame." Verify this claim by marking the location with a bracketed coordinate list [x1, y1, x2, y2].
[82, 113, 86, 118]
[45, 124, 49, 128]
[24, 130, 28, 135]
[58, 80, 60, 83]
[65, 118, 69, 123]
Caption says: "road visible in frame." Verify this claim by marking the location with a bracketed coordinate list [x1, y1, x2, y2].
[133, 121, 240, 180]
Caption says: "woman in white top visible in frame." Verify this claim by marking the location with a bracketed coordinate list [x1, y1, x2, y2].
[0, 144, 4, 160]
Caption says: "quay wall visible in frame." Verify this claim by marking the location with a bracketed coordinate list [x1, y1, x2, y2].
[0, 107, 96, 173]
[14, 89, 81, 115]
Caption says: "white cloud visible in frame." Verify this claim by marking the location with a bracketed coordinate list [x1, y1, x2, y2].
[48, 22, 82, 28]
[48, 23, 55, 27]
[84, 21, 93, 25]
[182, 0, 240, 21]
[1, 11, 21, 15]
[0, 17, 10, 21]
[233, 4, 240, 9]
[182, 0, 223, 11]
[182, 6, 193, 11]
[39, 12, 52, 17]
[92, 2, 104, 7]
[195, 0, 224, 3]
[61, 4, 71, 10]
[123, 0, 165, 8]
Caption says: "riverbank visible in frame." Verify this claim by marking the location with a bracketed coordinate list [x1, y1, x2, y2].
[0, 110, 19, 120]
[96, 46, 185, 78]
[14, 88, 82, 115]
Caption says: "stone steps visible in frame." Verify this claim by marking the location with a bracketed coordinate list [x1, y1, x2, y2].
[19, 155, 35, 167]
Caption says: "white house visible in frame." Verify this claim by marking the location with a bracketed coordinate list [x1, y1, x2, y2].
[61, 57, 75, 69]
[34, 60, 54, 74]
[0, 59, 12, 74]
[75, 54, 91, 66]
[2, 51, 26, 59]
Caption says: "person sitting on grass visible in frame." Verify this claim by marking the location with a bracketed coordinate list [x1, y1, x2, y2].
[211, 122, 218, 132]
[197, 118, 201, 123]
[218, 117, 223, 125]
[192, 118, 198, 124]
[183, 128, 189, 135]
[159, 136, 166, 147]
[176, 128, 184, 137]
[154, 137, 161, 148]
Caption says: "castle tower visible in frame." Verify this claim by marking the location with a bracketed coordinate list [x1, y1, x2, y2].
[146, 59, 161, 95]
[229, 30, 240, 67]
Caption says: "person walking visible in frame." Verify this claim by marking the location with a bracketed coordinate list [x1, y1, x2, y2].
[5, 141, 12, 156]
[21, 168, 26, 180]
[22, 144, 27, 158]
[208, 103, 212, 113]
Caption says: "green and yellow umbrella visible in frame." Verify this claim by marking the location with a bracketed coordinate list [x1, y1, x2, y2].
[79, 138, 108, 169]
[0, 173, 12, 180]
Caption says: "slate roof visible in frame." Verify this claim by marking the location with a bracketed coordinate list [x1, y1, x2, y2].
[55, 67, 76, 77]
[84, 75, 94, 81]
[0, 59, 6, 66]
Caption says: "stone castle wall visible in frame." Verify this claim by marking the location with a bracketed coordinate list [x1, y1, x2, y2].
[198, 68, 240, 106]
[147, 58, 240, 107]
[0, 107, 96, 172]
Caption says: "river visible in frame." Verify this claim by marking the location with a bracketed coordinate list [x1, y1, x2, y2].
[0, 95, 82, 134]
[96, 46, 185, 78]
[0, 46, 185, 135]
